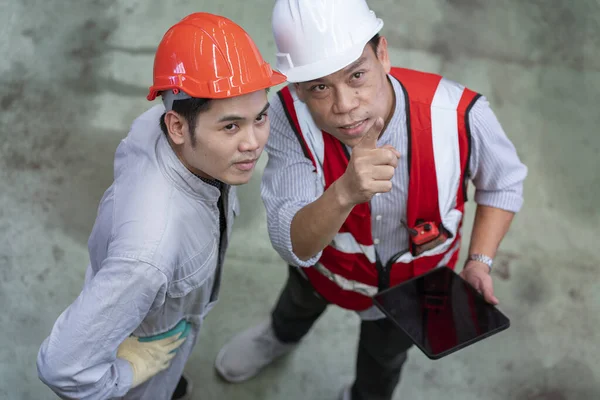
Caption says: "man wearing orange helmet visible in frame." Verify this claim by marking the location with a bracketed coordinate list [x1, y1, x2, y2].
[215, 0, 527, 399]
[36, 12, 285, 400]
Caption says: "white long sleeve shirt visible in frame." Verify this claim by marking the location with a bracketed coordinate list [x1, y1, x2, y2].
[37, 105, 239, 399]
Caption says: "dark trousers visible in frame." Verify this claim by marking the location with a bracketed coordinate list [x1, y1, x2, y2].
[271, 266, 413, 400]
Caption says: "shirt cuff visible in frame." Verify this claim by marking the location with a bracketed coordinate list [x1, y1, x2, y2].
[278, 204, 323, 267]
[474, 189, 524, 213]
[114, 357, 134, 397]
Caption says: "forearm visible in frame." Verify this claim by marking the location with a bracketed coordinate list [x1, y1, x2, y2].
[37, 258, 166, 398]
[467, 204, 515, 260]
[37, 340, 133, 400]
[466, 96, 526, 263]
[37, 303, 135, 399]
[290, 180, 355, 261]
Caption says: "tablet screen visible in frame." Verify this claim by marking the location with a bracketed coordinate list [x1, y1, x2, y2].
[373, 266, 510, 359]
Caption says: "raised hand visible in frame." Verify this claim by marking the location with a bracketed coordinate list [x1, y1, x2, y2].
[336, 117, 401, 206]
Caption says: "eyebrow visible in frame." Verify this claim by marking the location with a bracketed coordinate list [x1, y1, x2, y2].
[305, 57, 368, 85]
[217, 102, 270, 123]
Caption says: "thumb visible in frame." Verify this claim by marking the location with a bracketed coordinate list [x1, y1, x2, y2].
[355, 117, 384, 150]
[481, 280, 499, 305]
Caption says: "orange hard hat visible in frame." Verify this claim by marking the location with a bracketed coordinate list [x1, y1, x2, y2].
[147, 12, 286, 101]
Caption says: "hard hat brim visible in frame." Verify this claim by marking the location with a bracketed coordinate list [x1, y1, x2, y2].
[147, 70, 287, 102]
[268, 70, 288, 88]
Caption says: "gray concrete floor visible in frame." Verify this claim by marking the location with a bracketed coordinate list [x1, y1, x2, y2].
[1, 0, 599, 399]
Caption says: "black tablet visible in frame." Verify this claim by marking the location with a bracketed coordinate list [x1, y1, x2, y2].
[372, 266, 510, 360]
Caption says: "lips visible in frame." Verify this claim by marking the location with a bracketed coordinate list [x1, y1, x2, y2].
[340, 120, 366, 129]
[338, 119, 368, 136]
[233, 158, 258, 171]
[235, 158, 257, 164]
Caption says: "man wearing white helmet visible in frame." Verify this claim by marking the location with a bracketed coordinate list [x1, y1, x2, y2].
[215, 1, 527, 399]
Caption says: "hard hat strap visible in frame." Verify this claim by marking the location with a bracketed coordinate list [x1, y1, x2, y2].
[162, 89, 192, 111]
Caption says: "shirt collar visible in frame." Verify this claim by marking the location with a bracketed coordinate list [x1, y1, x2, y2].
[377, 74, 406, 144]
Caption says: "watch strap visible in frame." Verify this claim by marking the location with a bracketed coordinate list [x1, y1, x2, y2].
[467, 253, 493, 271]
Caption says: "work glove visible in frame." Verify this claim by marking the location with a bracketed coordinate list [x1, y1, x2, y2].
[117, 332, 186, 388]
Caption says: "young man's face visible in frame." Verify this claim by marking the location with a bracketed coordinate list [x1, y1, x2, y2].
[165, 90, 270, 185]
[295, 37, 394, 148]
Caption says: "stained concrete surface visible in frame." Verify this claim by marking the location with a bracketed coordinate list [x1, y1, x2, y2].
[1, 0, 599, 399]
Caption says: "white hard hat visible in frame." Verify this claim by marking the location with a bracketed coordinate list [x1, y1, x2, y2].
[272, 0, 384, 83]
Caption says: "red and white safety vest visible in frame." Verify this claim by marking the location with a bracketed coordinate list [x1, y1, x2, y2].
[277, 67, 481, 311]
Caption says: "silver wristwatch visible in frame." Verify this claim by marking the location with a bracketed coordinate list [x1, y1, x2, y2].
[467, 253, 493, 271]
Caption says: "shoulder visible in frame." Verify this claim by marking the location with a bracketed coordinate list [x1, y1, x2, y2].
[270, 86, 291, 124]
[116, 104, 165, 157]
[108, 147, 180, 268]
[266, 85, 309, 146]
[129, 104, 165, 132]
[108, 181, 175, 256]
[391, 67, 482, 103]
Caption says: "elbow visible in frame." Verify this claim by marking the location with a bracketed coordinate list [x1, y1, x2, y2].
[268, 203, 320, 267]
[37, 342, 111, 400]
[290, 242, 317, 263]
[474, 187, 524, 213]
[37, 338, 83, 398]
[296, 254, 313, 263]
[37, 348, 71, 397]
[289, 216, 322, 266]
[288, 239, 322, 268]
[272, 228, 317, 267]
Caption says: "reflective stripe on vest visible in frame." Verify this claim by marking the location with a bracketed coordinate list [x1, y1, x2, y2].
[278, 67, 480, 311]
[313, 237, 462, 298]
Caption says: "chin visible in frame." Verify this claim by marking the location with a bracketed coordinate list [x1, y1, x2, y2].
[339, 135, 363, 148]
[219, 170, 254, 186]
[327, 129, 364, 148]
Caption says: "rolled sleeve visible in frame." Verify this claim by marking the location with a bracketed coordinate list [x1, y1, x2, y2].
[261, 96, 323, 267]
[468, 96, 528, 213]
[275, 195, 324, 267]
[37, 257, 167, 400]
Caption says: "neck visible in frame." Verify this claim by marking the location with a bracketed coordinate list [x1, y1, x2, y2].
[380, 75, 396, 136]
[166, 134, 213, 180]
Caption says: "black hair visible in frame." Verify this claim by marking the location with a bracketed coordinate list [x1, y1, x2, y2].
[159, 97, 212, 146]
[368, 33, 381, 53]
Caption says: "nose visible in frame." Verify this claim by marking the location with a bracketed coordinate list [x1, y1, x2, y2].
[332, 86, 359, 115]
[239, 126, 260, 153]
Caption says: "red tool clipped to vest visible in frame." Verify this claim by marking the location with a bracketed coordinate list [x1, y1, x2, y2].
[402, 219, 451, 256]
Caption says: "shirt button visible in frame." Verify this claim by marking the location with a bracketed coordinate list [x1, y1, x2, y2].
[375, 215, 382, 221]
[374, 238, 380, 244]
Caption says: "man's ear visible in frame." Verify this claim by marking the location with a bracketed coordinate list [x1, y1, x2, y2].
[164, 111, 186, 145]
[376, 36, 391, 74]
